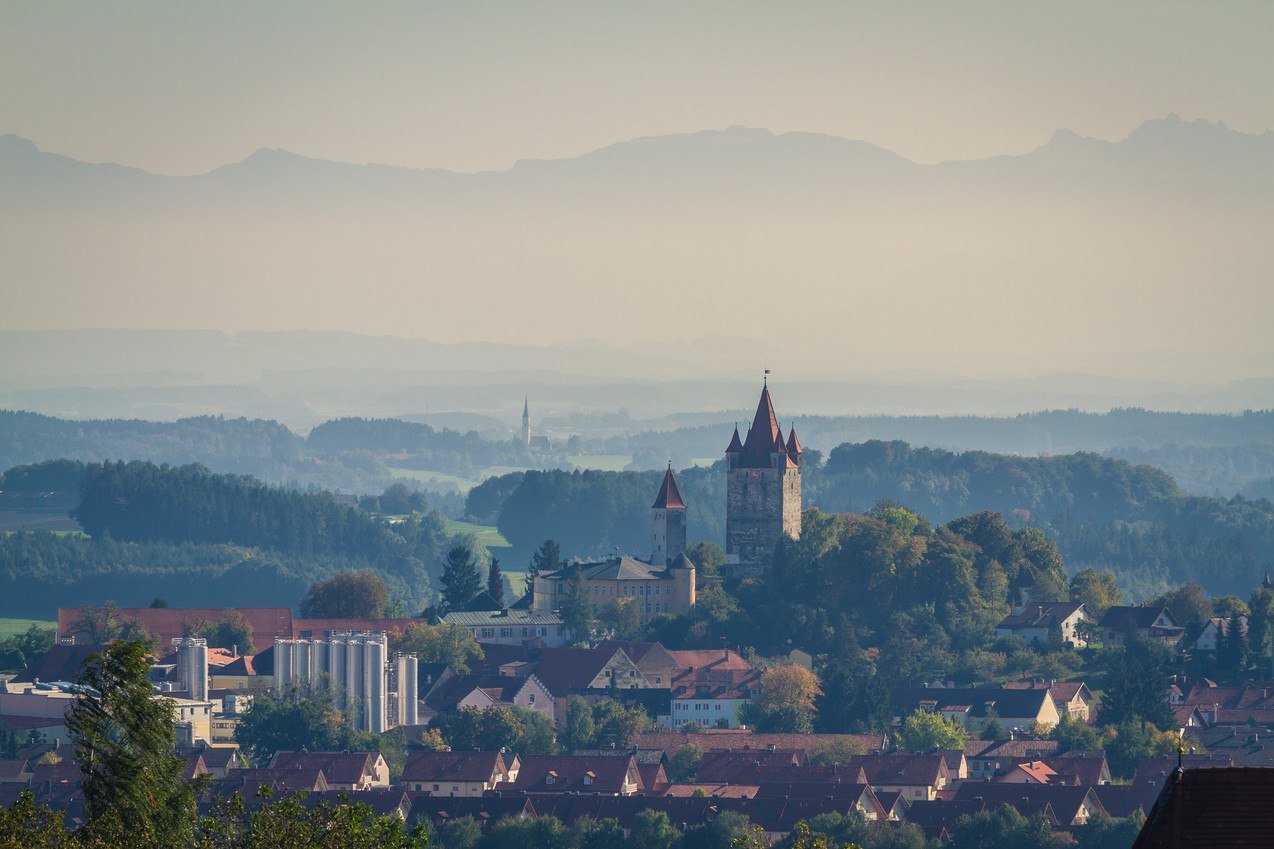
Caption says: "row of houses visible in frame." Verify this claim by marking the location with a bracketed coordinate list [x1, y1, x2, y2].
[418, 640, 762, 730]
[994, 595, 1186, 649]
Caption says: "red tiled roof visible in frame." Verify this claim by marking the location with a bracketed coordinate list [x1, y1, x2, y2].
[402, 750, 506, 784]
[670, 665, 762, 701]
[530, 647, 623, 696]
[57, 607, 294, 651]
[651, 467, 686, 510]
[635, 730, 889, 759]
[664, 783, 759, 798]
[504, 755, 638, 793]
[291, 617, 425, 638]
[785, 428, 802, 456]
[215, 655, 256, 676]
[666, 649, 753, 672]
[270, 751, 381, 786]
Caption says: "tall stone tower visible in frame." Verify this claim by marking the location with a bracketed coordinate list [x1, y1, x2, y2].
[725, 382, 802, 576]
[521, 397, 531, 447]
[651, 465, 687, 566]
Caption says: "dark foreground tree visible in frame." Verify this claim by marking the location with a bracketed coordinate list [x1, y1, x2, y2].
[195, 790, 427, 848]
[67, 640, 196, 848]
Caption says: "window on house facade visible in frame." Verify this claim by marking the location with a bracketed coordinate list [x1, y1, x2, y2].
[482, 628, 494, 638]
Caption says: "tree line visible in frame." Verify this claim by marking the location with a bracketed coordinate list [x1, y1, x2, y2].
[470, 440, 1274, 598]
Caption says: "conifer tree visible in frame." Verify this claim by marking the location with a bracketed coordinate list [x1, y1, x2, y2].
[67, 640, 196, 848]
[528, 539, 562, 592]
[487, 557, 505, 607]
[439, 545, 482, 613]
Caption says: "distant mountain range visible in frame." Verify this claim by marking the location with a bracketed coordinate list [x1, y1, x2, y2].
[2, 115, 1272, 403]
[5, 114, 1272, 187]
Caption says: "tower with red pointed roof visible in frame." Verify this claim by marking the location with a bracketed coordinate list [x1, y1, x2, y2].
[651, 465, 687, 566]
[725, 380, 802, 576]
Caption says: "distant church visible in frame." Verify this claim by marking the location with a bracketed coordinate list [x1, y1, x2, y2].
[522, 397, 551, 452]
[724, 381, 802, 576]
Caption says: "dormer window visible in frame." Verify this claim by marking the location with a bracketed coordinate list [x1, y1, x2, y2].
[546, 770, 557, 785]
[583, 771, 595, 786]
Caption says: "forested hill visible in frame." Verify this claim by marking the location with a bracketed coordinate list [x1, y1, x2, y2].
[0, 460, 457, 617]
[472, 441, 1274, 599]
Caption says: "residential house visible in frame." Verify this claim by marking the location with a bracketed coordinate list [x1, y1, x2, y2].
[900, 688, 1062, 734]
[530, 646, 652, 718]
[663, 649, 760, 730]
[844, 754, 951, 802]
[209, 654, 263, 691]
[950, 782, 1107, 826]
[208, 768, 330, 796]
[1196, 616, 1249, 652]
[269, 751, 390, 791]
[668, 665, 761, 730]
[405, 795, 536, 832]
[501, 754, 642, 796]
[964, 738, 1061, 779]
[0, 758, 32, 787]
[634, 729, 890, 760]
[906, 799, 1059, 842]
[421, 672, 554, 722]
[1003, 680, 1095, 721]
[572, 748, 670, 794]
[755, 781, 888, 820]
[694, 749, 807, 783]
[1099, 606, 1185, 646]
[593, 640, 679, 688]
[401, 750, 517, 796]
[996, 602, 1089, 647]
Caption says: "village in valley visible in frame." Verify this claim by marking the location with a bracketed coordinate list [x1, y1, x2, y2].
[3, 383, 1272, 848]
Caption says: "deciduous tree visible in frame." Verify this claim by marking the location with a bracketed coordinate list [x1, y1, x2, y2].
[299, 570, 388, 619]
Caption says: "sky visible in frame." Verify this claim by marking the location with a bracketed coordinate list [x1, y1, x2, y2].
[3, 1, 1273, 175]
[1, 2, 1273, 384]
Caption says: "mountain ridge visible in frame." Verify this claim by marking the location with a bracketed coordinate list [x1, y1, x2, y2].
[5, 114, 1272, 181]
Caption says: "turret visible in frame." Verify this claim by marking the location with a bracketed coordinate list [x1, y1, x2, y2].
[786, 427, 802, 466]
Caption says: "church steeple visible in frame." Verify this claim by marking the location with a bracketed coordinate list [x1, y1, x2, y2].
[521, 397, 531, 447]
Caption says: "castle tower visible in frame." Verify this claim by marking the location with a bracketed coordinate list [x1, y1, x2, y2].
[522, 397, 531, 447]
[725, 382, 801, 576]
[652, 465, 687, 566]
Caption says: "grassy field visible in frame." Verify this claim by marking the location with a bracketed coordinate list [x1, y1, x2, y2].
[0, 618, 55, 639]
[444, 519, 511, 549]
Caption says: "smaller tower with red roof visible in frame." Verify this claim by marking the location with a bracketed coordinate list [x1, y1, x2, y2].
[651, 465, 687, 566]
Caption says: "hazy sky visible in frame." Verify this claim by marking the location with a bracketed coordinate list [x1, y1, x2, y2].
[3, 1, 1273, 174]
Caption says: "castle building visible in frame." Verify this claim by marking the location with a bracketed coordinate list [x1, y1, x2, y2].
[725, 382, 802, 576]
[533, 469, 696, 621]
